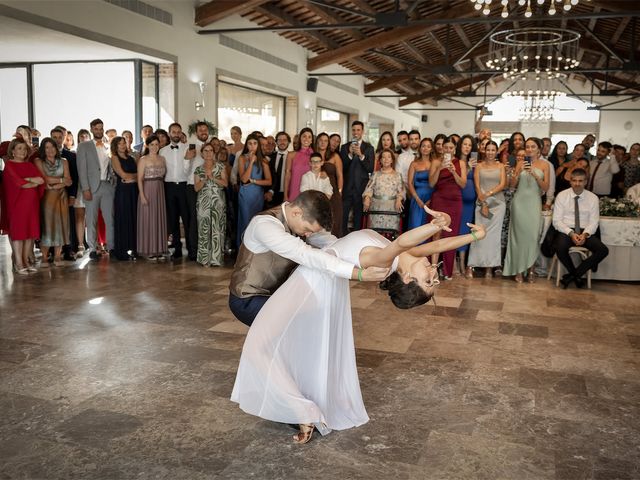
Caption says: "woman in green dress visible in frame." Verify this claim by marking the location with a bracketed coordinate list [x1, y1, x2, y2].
[194, 143, 228, 266]
[503, 137, 550, 283]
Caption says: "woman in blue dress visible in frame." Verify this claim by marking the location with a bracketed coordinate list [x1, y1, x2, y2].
[407, 138, 434, 230]
[455, 134, 478, 277]
[237, 134, 272, 246]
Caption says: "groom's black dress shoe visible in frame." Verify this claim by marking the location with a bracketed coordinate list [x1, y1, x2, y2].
[560, 273, 573, 289]
[574, 277, 586, 289]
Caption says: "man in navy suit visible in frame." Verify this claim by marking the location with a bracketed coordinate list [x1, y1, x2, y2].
[340, 120, 374, 235]
[265, 131, 290, 208]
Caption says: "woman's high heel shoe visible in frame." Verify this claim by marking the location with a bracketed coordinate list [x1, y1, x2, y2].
[293, 424, 315, 444]
[527, 268, 536, 283]
[465, 266, 473, 279]
[514, 273, 523, 283]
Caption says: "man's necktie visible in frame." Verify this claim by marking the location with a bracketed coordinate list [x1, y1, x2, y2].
[574, 195, 581, 234]
[587, 160, 602, 191]
[275, 153, 283, 191]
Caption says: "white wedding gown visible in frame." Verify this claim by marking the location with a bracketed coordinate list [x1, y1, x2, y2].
[230, 229, 398, 436]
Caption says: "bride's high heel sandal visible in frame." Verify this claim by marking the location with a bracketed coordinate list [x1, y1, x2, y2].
[293, 424, 315, 444]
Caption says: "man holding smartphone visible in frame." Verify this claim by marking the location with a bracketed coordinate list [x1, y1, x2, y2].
[339, 121, 374, 235]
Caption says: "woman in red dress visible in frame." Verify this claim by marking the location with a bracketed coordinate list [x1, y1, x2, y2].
[2, 138, 45, 275]
[428, 135, 467, 279]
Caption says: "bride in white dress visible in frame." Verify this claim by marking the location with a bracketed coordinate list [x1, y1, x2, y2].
[231, 207, 486, 444]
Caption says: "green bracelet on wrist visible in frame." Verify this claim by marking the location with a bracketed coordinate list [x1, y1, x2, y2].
[357, 268, 363, 282]
[470, 231, 478, 242]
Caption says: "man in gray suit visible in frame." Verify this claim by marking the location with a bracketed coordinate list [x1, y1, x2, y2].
[77, 118, 115, 259]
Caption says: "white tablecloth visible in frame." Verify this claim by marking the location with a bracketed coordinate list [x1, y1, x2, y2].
[592, 216, 640, 281]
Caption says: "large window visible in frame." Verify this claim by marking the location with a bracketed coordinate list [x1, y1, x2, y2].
[0, 67, 29, 140]
[217, 82, 284, 142]
[140, 61, 157, 130]
[0, 60, 174, 145]
[316, 107, 348, 140]
[33, 62, 136, 140]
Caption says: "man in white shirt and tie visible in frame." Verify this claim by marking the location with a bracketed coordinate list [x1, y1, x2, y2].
[587, 141, 619, 197]
[552, 168, 609, 288]
[266, 131, 290, 208]
[160, 122, 193, 259]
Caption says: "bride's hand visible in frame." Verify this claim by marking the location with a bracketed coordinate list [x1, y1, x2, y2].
[468, 222, 486, 240]
[359, 266, 391, 282]
[424, 205, 452, 231]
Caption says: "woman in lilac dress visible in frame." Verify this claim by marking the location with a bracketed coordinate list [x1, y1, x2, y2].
[284, 127, 314, 202]
[136, 135, 168, 260]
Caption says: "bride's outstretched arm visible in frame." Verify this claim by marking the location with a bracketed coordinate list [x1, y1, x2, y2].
[407, 222, 487, 258]
[359, 206, 452, 268]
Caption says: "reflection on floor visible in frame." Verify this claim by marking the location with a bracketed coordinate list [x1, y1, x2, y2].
[1, 237, 639, 479]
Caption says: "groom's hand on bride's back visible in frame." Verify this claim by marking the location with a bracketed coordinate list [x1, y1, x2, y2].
[352, 266, 391, 282]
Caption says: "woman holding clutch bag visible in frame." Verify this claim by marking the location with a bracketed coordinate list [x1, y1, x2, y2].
[468, 141, 506, 277]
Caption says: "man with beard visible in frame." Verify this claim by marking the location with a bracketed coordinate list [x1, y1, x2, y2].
[160, 123, 194, 259]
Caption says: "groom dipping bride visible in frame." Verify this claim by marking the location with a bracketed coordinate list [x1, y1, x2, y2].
[229, 190, 486, 444]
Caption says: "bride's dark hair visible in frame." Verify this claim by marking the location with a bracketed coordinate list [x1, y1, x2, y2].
[380, 272, 432, 309]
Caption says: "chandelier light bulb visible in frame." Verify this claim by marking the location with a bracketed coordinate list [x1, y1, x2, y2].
[475, 2, 483, 9]
[483, 6, 491, 14]
[501, 5, 509, 17]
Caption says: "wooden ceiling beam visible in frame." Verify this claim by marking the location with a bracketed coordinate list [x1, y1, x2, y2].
[588, 0, 634, 13]
[307, 3, 478, 71]
[346, 0, 376, 15]
[195, 0, 269, 27]
[400, 75, 492, 106]
[588, 72, 640, 93]
[611, 17, 631, 45]
[254, 4, 382, 73]
[300, 1, 407, 71]
[364, 76, 414, 93]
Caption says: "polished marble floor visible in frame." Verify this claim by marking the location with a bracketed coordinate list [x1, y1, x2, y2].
[1, 236, 639, 480]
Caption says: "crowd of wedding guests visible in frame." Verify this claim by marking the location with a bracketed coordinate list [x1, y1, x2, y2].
[1, 118, 638, 285]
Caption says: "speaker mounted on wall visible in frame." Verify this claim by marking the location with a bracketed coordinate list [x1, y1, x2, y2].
[306, 77, 318, 93]
[421, 114, 428, 123]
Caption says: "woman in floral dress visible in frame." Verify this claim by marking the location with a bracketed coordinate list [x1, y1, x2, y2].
[194, 143, 228, 266]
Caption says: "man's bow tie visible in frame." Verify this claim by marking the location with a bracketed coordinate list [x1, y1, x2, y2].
[170, 145, 179, 150]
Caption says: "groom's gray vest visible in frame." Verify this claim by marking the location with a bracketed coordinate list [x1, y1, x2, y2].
[229, 206, 298, 298]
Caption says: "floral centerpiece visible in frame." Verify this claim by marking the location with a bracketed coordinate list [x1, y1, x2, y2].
[599, 197, 640, 218]
[187, 119, 218, 138]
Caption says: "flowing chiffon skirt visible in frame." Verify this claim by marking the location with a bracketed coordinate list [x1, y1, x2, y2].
[231, 229, 394, 435]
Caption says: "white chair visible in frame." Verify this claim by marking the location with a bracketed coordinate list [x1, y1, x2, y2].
[547, 246, 592, 289]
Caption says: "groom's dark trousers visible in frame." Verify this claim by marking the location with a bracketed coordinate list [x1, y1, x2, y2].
[229, 294, 269, 327]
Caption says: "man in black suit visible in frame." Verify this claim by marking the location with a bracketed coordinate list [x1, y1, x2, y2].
[340, 120, 374, 234]
[51, 126, 78, 260]
[265, 131, 290, 208]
